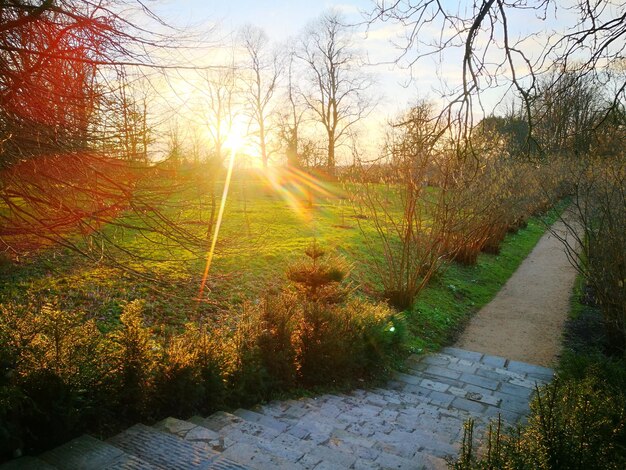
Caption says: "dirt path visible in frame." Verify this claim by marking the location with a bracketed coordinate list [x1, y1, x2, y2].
[455, 216, 579, 367]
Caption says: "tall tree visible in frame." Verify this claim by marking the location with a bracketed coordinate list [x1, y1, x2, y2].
[369, 0, 626, 156]
[532, 68, 602, 157]
[239, 25, 280, 169]
[277, 49, 306, 168]
[297, 11, 372, 174]
[200, 66, 238, 164]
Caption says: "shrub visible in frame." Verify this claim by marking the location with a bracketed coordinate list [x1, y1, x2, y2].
[440, 155, 566, 265]
[0, 303, 104, 457]
[106, 300, 158, 420]
[153, 332, 205, 418]
[226, 304, 272, 406]
[450, 374, 626, 470]
[563, 157, 626, 354]
[256, 292, 298, 391]
[286, 241, 348, 303]
[286, 244, 401, 385]
[176, 322, 226, 413]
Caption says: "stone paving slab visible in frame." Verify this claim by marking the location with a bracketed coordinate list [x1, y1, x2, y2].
[108, 423, 220, 469]
[220, 442, 305, 470]
[0, 457, 56, 470]
[1, 347, 553, 470]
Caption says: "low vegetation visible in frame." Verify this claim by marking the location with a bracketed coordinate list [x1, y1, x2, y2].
[0, 175, 564, 459]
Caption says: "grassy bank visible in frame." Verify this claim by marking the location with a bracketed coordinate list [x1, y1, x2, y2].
[407, 203, 566, 353]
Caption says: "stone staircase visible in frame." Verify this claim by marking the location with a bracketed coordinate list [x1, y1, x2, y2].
[1, 347, 553, 470]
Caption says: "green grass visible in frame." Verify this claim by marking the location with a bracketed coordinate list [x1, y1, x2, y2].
[0, 174, 562, 346]
[0, 176, 390, 327]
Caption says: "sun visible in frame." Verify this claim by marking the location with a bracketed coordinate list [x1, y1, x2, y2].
[224, 129, 245, 153]
[224, 118, 249, 153]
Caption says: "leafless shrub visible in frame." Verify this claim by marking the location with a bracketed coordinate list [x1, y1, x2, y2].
[356, 102, 455, 309]
[560, 156, 626, 354]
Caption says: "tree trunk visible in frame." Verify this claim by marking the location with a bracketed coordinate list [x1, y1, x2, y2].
[327, 137, 335, 176]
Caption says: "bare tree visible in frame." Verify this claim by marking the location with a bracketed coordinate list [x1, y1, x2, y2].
[532, 67, 603, 157]
[368, 0, 626, 156]
[197, 65, 239, 238]
[165, 120, 184, 167]
[239, 25, 280, 169]
[277, 49, 307, 168]
[297, 11, 373, 174]
[356, 102, 454, 309]
[99, 72, 153, 163]
[200, 66, 238, 164]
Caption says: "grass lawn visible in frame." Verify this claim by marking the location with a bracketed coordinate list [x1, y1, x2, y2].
[0, 172, 563, 350]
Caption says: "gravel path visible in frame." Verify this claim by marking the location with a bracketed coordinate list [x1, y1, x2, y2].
[455, 216, 579, 367]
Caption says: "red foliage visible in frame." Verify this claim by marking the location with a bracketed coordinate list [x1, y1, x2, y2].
[0, 152, 140, 255]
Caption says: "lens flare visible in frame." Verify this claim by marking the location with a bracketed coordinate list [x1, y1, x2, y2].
[260, 166, 340, 222]
[197, 145, 237, 302]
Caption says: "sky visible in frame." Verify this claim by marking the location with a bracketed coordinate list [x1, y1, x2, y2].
[151, 0, 419, 113]
[139, 0, 584, 164]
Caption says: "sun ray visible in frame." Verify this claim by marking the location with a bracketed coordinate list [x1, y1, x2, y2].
[259, 166, 345, 223]
[197, 143, 238, 302]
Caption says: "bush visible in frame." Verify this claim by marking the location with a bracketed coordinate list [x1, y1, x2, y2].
[287, 243, 402, 385]
[106, 300, 158, 420]
[226, 304, 273, 406]
[296, 298, 402, 386]
[153, 332, 205, 418]
[176, 322, 226, 413]
[0, 248, 403, 459]
[0, 303, 105, 457]
[564, 157, 626, 354]
[256, 292, 298, 391]
[440, 155, 567, 266]
[450, 374, 626, 470]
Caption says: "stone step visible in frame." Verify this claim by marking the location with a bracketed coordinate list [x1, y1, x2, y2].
[260, 388, 466, 444]
[189, 413, 311, 469]
[107, 423, 226, 469]
[407, 350, 545, 383]
[389, 375, 523, 426]
[38, 434, 156, 470]
[399, 351, 553, 425]
[236, 408, 377, 468]
[219, 442, 311, 470]
[321, 426, 448, 470]
[0, 457, 56, 469]
[233, 410, 287, 434]
[254, 393, 455, 467]
[233, 408, 311, 440]
[441, 347, 554, 379]
[211, 408, 402, 469]
[154, 417, 223, 450]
